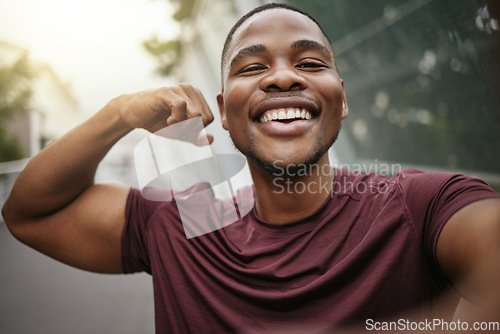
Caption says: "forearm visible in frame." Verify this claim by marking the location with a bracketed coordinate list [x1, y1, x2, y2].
[455, 234, 500, 323]
[437, 198, 500, 329]
[3, 99, 132, 222]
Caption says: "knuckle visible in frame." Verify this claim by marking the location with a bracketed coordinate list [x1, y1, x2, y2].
[177, 99, 188, 109]
[178, 82, 193, 91]
[172, 97, 187, 109]
[157, 86, 172, 95]
[187, 108, 202, 118]
[169, 85, 183, 95]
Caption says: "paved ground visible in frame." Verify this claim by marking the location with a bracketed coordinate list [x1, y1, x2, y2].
[0, 223, 155, 334]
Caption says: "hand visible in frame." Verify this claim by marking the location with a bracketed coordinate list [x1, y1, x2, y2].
[111, 84, 215, 144]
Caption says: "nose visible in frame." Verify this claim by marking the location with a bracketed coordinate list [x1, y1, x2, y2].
[260, 62, 308, 92]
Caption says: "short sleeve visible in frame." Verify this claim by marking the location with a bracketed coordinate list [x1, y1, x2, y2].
[121, 188, 159, 274]
[397, 169, 500, 285]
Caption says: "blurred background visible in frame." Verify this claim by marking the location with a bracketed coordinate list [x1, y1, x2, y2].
[1, 0, 499, 333]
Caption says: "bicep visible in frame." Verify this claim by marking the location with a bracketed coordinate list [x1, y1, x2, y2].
[436, 198, 500, 298]
[11, 183, 131, 274]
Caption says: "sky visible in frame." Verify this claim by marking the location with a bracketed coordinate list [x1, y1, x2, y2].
[0, 0, 178, 115]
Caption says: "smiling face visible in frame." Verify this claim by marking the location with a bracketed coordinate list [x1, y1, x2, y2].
[217, 9, 348, 174]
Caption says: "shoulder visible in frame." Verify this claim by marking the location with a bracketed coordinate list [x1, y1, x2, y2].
[394, 168, 499, 205]
[335, 167, 498, 221]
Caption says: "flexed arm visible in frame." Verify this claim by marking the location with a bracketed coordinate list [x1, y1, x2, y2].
[1, 84, 214, 273]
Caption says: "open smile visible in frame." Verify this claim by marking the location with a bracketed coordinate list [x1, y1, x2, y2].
[254, 109, 317, 136]
[259, 107, 313, 123]
[250, 97, 320, 136]
[252, 97, 319, 121]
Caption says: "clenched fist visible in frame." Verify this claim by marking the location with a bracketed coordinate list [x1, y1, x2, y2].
[110, 83, 215, 144]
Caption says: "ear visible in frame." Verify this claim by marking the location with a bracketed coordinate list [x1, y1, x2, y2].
[217, 93, 228, 130]
[340, 80, 349, 119]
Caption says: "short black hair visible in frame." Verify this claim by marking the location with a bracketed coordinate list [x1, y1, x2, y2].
[220, 2, 333, 86]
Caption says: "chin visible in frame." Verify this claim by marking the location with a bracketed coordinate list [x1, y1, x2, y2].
[234, 129, 340, 176]
[246, 145, 329, 176]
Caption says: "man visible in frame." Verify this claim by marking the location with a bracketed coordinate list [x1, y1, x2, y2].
[2, 3, 500, 333]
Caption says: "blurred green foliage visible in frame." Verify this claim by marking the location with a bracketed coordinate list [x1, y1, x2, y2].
[143, 36, 183, 76]
[170, 0, 196, 21]
[0, 54, 33, 162]
[143, 0, 196, 76]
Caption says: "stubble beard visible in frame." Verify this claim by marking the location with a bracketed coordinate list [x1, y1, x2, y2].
[234, 126, 341, 176]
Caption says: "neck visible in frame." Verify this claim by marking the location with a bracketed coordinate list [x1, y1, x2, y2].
[249, 154, 334, 224]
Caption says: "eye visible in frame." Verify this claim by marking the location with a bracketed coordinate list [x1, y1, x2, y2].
[238, 64, 267, 75]
[296, 60, 328, 71]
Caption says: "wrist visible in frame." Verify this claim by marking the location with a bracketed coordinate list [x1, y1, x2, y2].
[97, 96, 135, 139]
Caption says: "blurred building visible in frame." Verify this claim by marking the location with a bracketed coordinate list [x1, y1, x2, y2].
[0, 40, 81, 157]
[0, 40, 82, 220]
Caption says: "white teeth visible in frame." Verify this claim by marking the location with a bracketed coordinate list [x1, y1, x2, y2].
[259, 107, 313, 123]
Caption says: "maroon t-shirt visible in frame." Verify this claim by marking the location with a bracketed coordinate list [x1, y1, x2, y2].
[122, 168, 499, 333]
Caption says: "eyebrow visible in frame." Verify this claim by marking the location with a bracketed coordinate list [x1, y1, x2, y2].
[292, 39, 333, 61]
[229, 44, 267, 69]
